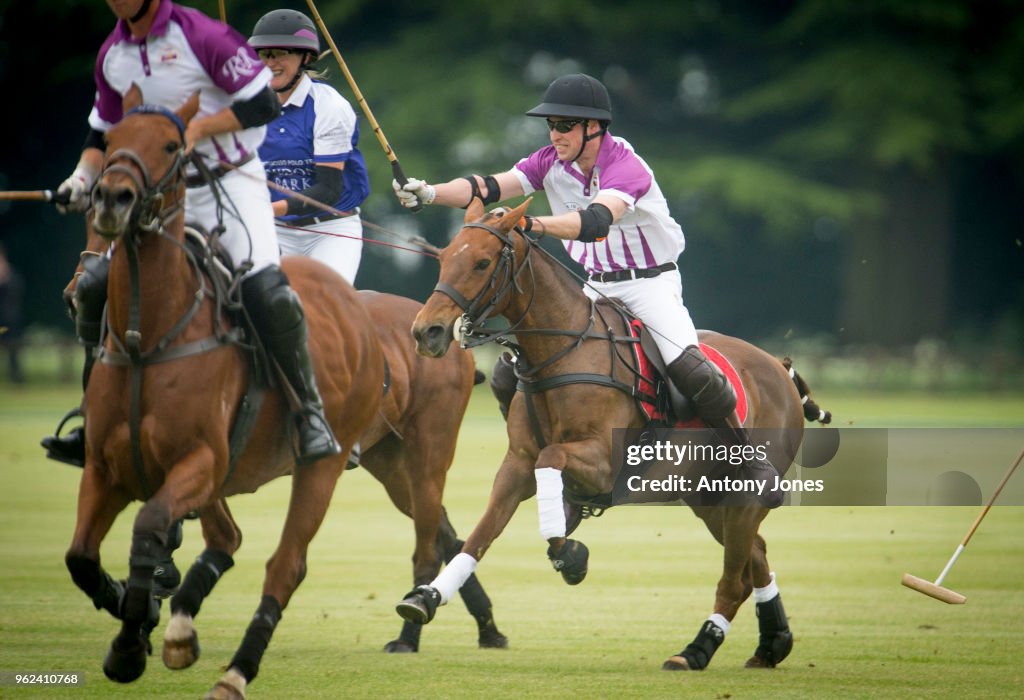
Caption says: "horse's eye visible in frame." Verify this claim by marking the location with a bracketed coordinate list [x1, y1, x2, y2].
[164, 141, 180, 155]
[474, 259, 491, 271]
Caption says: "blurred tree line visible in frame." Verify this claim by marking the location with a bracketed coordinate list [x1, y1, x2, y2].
[0, 0, 1021, 353]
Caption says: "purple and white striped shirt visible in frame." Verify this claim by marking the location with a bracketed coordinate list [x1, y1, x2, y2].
[511, 133, 685, 274]
[88, 1, 270, 171]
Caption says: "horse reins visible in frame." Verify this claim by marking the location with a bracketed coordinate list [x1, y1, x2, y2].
[95, 106, 244, 498]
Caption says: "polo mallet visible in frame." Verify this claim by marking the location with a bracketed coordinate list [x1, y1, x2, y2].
[0, 190, 68, 203]
[304, 0, 421, 211]
[901, 445, 1024, 604]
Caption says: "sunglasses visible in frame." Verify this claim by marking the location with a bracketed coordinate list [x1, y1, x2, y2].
[257, 48, 296, 60]
[546, 118, 585, 134]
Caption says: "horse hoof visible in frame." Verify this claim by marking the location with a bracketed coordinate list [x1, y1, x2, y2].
[661, 655, 693, 671]
[395, 585, 440, 625]
[547, 539, 589, 585]
[746, 628, 793, 668]
[478, 629, 509, 649]
[103, 636, 148, 683]
[383, 640, 418, 653]
[162, 632, 200, 669]
[204, 668, 246, 700]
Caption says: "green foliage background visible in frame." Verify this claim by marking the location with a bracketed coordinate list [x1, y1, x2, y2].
[0, 0, 1022, 356]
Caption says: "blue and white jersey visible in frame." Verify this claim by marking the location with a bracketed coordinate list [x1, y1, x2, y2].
[89, 1, 270, 172]
[259, 74, 370, 218]
[511, 133, 685, 275]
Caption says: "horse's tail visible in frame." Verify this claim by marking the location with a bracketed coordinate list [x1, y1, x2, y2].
[781, 357, 832, 424]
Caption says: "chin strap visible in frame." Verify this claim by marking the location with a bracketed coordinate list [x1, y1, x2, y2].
[130, 0, 153, 23]
[570, 120, 608, 163]
[273, 54, 314, 95]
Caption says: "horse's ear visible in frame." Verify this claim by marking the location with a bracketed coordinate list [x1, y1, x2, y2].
[177, 91, 200, 125]
[497, 198, 532, 231]
[123, 83, 143, 113]
[464, 197, 485, 223]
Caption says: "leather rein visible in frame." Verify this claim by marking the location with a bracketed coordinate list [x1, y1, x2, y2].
[94, 105, 242, 497]
[433, 220, 643, 447]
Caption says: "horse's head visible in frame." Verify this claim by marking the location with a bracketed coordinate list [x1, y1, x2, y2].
[412, 198, 532, 357]
[91, 84, 198, 240]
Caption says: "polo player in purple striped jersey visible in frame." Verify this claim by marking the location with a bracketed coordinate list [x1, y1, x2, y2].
[394, 73, 783, 508]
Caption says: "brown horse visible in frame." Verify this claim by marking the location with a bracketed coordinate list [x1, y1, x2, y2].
[398, 200, 828, 671]
[63, 88, 498, 700]
[62, 221, 505, 664]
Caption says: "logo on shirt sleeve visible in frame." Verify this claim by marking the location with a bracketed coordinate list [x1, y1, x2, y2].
[222, 46, 260, 83]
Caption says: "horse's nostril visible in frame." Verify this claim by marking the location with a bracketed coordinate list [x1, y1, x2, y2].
[114, 188, 136, 208]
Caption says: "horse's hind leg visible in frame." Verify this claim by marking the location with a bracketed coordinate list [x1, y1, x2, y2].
[743, 533, 793, 669]
[663, 505, 766, 672]
[208, 459, 344, 698]
[369, 438, 508, 653]
[163, 498, 241, 670]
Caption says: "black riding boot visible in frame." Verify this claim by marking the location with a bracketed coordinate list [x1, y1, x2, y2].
[666, 345, 783, 508]
[243, 266, 339, 465]
[41, 254, 109, 468]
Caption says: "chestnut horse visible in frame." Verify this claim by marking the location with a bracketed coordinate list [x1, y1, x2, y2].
[62, 226, 506, 659]
[398, 200, 827, 671]
[63, 89, 499, 700]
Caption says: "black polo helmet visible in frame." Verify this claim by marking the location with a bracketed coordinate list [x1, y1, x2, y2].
[526, 73, 612, 123]
[249, 9, 320, 55]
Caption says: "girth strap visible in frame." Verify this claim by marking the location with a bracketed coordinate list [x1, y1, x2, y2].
[516, 372, 634, 449]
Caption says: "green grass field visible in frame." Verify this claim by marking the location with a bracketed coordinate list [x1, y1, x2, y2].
[1, 383, 1022, 699]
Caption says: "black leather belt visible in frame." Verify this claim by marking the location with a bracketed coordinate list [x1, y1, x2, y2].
[185, 153, 256, 189]
[287, 209, 355, 227]
[589, 261, 676, 283]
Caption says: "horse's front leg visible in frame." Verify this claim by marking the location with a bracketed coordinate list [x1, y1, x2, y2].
[395, 449, 534, 626]
[66, 462, 133, 621]
[104, 445, 217, 683]
[534, 438, 612, 586]
[163, 498, 241, 670]
[663, 504, 768, 672]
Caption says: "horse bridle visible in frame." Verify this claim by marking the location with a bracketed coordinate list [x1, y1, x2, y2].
[96, 104, 188, 234]
[432, 219, 536, 349]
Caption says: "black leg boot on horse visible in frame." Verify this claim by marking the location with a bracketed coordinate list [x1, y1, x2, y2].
[667, 345, 784, 508]
[242, 266, 340, 464]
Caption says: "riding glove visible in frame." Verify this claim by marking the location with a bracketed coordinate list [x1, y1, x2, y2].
[56, 165, 97, 214]
[392, 177, 436, 208]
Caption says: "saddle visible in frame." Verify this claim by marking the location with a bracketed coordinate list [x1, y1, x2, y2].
[627, 318, 748, 427]
[181, 224, 269, 472]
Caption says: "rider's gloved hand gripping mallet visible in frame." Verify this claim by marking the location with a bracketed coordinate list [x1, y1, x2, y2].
[901, 445, 1023, 604]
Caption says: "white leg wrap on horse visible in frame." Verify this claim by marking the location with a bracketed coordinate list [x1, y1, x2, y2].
[707, 612, 731, 635]
[535, 467, 566, 539]
[430, 552, 477, 605]
[753, 571, 779, 603]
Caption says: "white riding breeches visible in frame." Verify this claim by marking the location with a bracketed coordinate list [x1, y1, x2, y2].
[583, 268, 699, 365]
[275, 214, 363, 285]
[185, 158, 280, 278]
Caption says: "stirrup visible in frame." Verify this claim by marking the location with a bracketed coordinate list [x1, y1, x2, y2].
[41, 408, 86, 467]
[293, 410, 341, 465]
